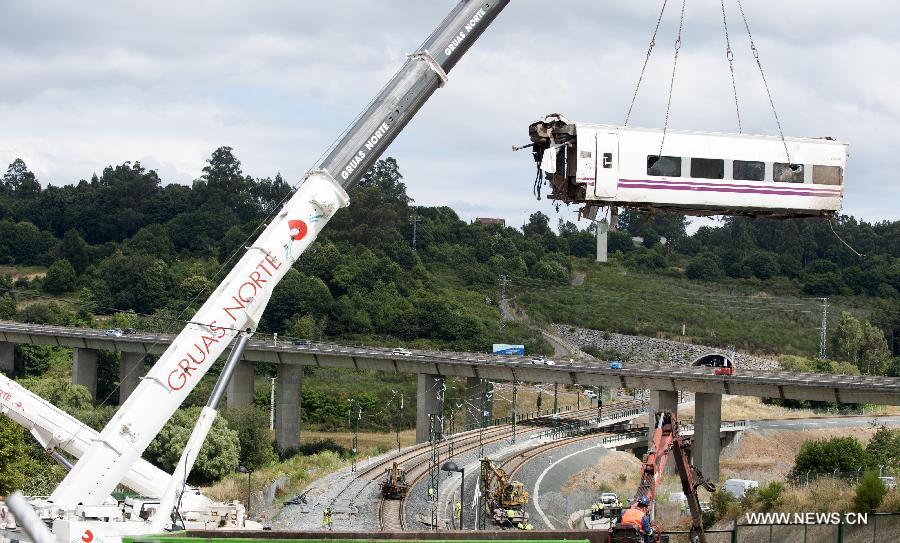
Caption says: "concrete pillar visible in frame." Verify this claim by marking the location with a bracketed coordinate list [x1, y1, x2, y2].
[415, 373, 444, 444]
[118, 352, 144, 404]
[72, 348, 99, 401]
[275, 364, 303, 454]
[465, 377, 494, 429]
[226, 360, 255, 408]
[693, 392, 723, 482]
[0, 342, 13, 374]
[596, 218, 609, 263]
[649, 389, 678, 428]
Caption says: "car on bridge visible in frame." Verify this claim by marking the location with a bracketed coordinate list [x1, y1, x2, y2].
[392, 347, 412, 356]
[105, 328, 123, 337]
[610, 361, 623, 370]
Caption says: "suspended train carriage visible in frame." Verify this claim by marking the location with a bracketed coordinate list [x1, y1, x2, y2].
[527, 114, 848, 219]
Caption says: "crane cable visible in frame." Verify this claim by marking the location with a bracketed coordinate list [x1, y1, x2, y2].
[657, 0, 688, 158]
[624, 0, 670, 127]
[720, 0, 742, 133]
[736, 0, 790, 163]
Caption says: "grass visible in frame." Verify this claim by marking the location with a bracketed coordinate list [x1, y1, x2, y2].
[0, 265, 46, 280]
[519, 257, 876, 357]
[680, 396, 900, 422]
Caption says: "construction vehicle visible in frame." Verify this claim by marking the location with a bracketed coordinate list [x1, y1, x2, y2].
[379, 462, 410, 500]
[480, 457, 530, 528]
[608, 411, 715, 543]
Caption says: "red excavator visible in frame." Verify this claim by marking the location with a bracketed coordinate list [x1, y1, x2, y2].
[610, 411, 716, 543]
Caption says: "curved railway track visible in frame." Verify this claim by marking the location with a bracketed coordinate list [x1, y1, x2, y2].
[372, 399, 646, 530]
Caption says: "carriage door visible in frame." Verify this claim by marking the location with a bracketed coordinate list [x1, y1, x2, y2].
[594, 132, 619, 198]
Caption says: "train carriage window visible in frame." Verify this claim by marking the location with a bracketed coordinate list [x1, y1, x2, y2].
[690, 158, 724, 179]
[813, 165, 843, 185]
[647, 155, 681, 177]
[733, 160, 765, 181]
[774, 163, 805, 183]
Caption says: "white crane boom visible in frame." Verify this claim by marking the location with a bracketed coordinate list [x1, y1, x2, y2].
[50, 0, 511, 511]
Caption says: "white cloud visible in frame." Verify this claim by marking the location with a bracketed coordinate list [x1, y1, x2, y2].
[0, 0, 896, 227]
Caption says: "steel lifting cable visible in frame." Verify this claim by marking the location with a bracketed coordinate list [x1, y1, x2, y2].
[658, 0, 688, 158]
[624, 0, 670, 126]
[736, 0, 790, 163]
[720, 0, 742, 133]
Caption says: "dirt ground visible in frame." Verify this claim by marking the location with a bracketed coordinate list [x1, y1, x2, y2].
[720, 426, 881, 483]
[680, 395, 900, 422]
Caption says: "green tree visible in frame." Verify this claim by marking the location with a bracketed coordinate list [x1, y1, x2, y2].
[0, 418, 32, 493]
[686, 253, 724, 281]
[743, 252, 780, 280]
[523, 212, 551, 238]
[865, 427, 900, 473]
[221, 406, 277, 470]
[60, 229, 90, 274]
[791, 436, 870, 477]
[3, 158, 41, 195]
[43, 259, 78, 294]
[144, 407, 240, 484]
[854, 471, 886, 512]
[832, 312, 865, 367]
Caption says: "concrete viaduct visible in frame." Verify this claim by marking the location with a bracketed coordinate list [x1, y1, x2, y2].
[2, 320, 899, 481]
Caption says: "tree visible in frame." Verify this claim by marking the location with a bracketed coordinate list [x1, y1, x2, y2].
[865, 427, 900, 473]
[43, 259, 78, 294]
[791, 436, 870, 477]
[3, 158, 41, 195]
[686, 254, 724, 281]
[743, 252, 780, 280]
[523, 212, 551, 238]
[221, 406, 277, 469]
[0, 418, 31, 493]
[60, 229, 90, 274]
[832, 312, 865, 367]
[854, 471, 886, 512]
[144, 407, 240, 484]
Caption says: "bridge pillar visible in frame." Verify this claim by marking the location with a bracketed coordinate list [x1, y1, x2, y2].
[649, 390, 678, 444]
[275, 364, 303, 454]
[72, 348, 99, 401]
[465, 377, 493, 429]
[692, 392, 722, 482]
[415, 373, 445, 444]
[119, 352, 144, 404]
[0, 342, 13, 374]
[226, 360, 255, 407]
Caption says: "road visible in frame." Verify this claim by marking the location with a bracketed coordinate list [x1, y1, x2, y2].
[517, 415, 900, 529]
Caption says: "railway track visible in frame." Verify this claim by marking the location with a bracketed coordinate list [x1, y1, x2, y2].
[372, 399, 647, 530]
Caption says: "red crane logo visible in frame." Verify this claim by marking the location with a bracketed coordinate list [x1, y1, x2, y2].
[288, 219, 308, 241]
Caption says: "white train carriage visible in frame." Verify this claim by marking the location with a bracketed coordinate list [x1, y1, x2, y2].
[528, 114, 848, 218]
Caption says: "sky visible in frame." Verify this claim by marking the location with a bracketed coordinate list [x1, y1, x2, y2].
[1, 1, 897, 231]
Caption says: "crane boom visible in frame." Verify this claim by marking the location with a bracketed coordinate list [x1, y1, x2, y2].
[49, 0, 512, 511]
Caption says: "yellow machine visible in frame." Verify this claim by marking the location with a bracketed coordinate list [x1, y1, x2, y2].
[380, 462, 410, 500]
[480, 458, 530, 528]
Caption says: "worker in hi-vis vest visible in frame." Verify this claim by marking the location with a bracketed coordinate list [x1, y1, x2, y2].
[618, 496, 653, 542]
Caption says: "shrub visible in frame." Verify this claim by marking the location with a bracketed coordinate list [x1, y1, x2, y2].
[686, 254, 724, 281]
[757, 481, 785, 510]
[854, 471, 886, 512]
[222, 406, 277, 470]
[144, 407, 240, 484]
[279, 438, 349, 460]
[743, 252, 780, 280]
[43, 259, 78, 294]
[791, 436, 870, 478]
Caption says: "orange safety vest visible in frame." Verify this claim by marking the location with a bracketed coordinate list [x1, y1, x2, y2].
[620, 507, 646, 529]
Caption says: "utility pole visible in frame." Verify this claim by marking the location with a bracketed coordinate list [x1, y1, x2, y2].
[268, 377, 275, 431]
[553, 383, 558, 423]
[396, 392, 404, 453]
[410, 206, 422, 250]
[511, 381, 517, 444]
[819, 297, 829, 359]
[428, 413, 440, 530]
[349, 400, 360, 473]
